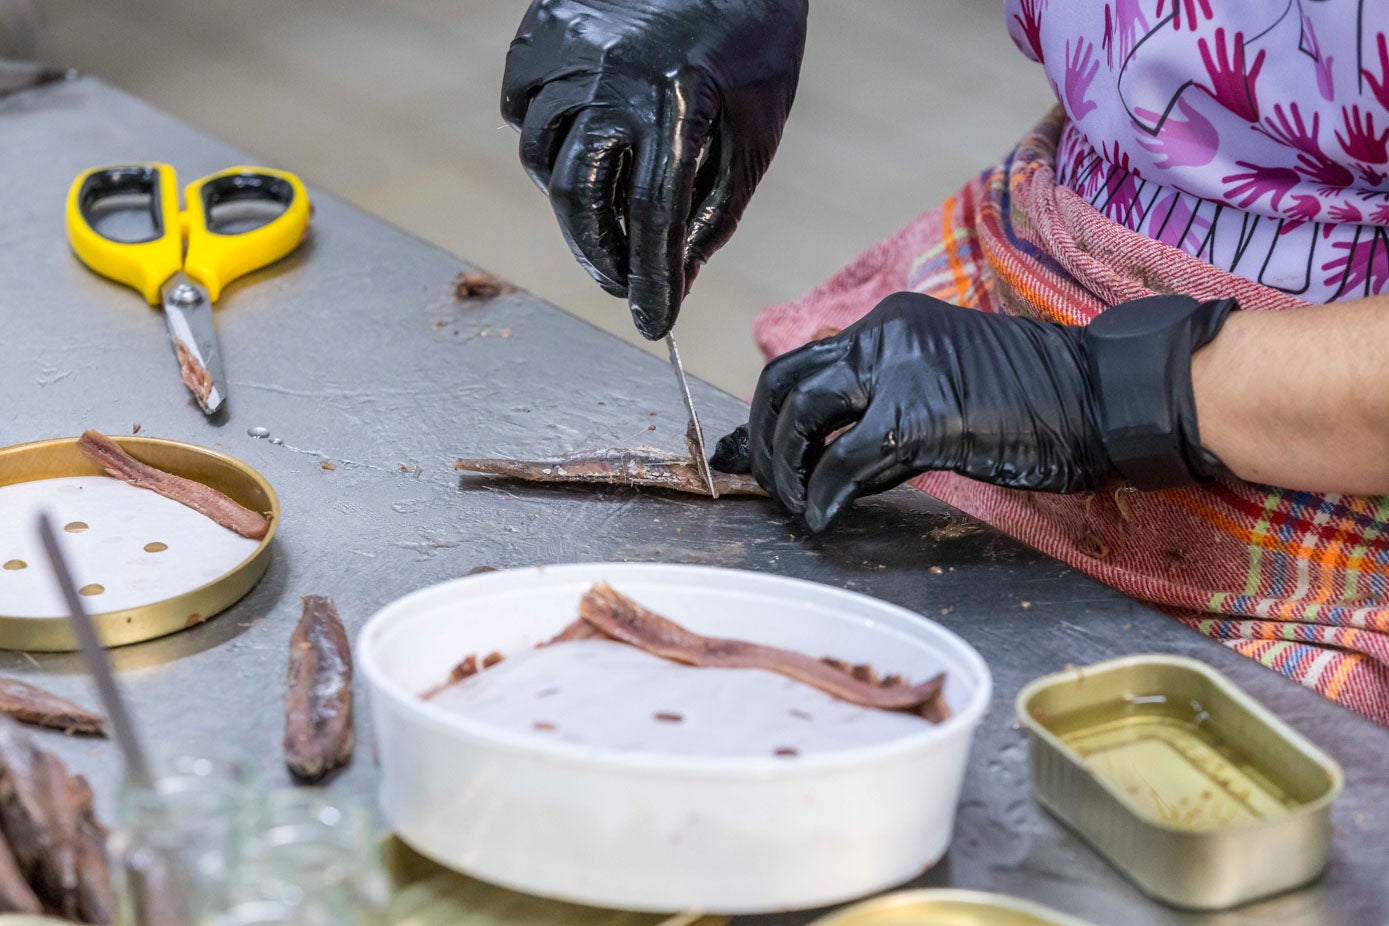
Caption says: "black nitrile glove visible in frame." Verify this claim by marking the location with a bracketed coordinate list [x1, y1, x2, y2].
[712, 292, 1236, 532]
[502, 0, 808, 340]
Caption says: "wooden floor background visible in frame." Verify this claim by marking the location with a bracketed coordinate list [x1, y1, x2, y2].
[29, 1, 1054, 393]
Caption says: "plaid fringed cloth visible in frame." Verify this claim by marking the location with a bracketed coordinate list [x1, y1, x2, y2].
[754, 108, 1389, 726]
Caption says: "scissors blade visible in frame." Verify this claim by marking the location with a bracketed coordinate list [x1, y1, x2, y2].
[160, 273, 226, 415]
[664, 332, 718, 499]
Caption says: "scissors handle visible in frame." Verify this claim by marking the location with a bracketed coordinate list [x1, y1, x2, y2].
[66, 163, 183, 305]
[65, 163, 311, 305]
[183, 166, 310, 302]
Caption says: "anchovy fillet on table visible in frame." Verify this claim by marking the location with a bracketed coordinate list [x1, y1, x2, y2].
[0, 679, 104, 737]
[0, 826, 41, 914]
[0, 718, 113, 922]
[284, 596, 355, 783]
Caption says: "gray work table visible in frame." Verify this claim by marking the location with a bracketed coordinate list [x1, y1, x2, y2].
[2, 78, 1386, 926]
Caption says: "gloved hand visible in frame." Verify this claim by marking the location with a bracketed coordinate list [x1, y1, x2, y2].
[711, 292, 1235, 531]
[501, 0, 808, 340]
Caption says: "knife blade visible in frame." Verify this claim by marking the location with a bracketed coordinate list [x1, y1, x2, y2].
[664, 332, 719, 499]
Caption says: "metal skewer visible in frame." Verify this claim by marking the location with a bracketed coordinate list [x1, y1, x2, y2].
[664, 332, 719, 499]
[36, 512, 154, 788]
[39, 513, 192, 923]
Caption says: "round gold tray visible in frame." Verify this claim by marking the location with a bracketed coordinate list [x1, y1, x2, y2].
[382, 839, 725, 926]
[0, 435, 278, 651]
[808, 889, 1096, 926]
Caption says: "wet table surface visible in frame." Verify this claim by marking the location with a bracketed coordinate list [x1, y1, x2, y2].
[2, 78, 1386, 926]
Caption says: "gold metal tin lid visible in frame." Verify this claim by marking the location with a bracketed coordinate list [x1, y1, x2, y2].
[384, 838, 726, 926]
[0, 435, 278, 651]
[808, 889, 1096, 925]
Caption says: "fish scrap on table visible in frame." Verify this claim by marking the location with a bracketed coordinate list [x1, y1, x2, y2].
[453, 270, 516, 301]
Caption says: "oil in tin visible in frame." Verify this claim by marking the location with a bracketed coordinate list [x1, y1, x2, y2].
[1043, 693, 1302, 831]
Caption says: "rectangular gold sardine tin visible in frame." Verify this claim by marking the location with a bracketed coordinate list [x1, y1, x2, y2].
[1016, 655, 1342, 910]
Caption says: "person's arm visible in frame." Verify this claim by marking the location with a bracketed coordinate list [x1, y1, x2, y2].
[1193, 297, 1389, 495]
[714, 291, 1385, 533]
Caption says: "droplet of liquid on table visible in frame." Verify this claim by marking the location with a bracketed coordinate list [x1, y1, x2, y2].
[268, 437, 283, 446]
[64, 521, 88, 533]
[2, 560, 25, 571]
[247, 426, 271, 439]
[78, 584, 104, 596]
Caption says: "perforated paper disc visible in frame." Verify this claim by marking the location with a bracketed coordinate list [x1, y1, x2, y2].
[429, 639, 929, 759]
[0, 476, 260, 618]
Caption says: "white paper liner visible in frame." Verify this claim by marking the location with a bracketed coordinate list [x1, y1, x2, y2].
[429, 639, 928, 758]
[0, 476, 260, 617]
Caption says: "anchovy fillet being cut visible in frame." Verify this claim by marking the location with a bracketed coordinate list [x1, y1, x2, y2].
[76, 430, 270, 540]
[454, 447, 766, 497]
[284, 596, 355, 783]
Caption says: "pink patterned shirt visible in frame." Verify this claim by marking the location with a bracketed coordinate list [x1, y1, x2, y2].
[1006, 0, 1389, 301]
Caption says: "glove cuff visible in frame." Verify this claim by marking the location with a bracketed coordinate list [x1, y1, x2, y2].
[1083, 294, 1238, 490]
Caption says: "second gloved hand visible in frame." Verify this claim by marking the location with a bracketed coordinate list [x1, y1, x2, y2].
[713, 292, 1235, 531]
[502, 0, 808, 340]
[717, 293, 1117, 531]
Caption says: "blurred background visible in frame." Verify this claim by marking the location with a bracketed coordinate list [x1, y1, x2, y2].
[16, 0, 1053, 394]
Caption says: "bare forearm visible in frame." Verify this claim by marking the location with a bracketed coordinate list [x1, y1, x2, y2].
[1192, 296, 1389, 494]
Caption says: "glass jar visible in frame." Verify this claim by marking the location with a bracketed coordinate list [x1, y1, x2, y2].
[203, 899, 334, 926]
[117, 746, 261, 923]
[231, 789, 387, 925]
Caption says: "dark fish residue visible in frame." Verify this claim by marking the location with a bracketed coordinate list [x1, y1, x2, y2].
[453, 270, 517, 301]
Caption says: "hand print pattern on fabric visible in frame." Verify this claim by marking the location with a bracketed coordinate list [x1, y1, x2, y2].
[1299, 12, 1335, 102]
[1156, 0, 1212, 32]
[1336, 105, 1389, 165]
[1135, 98, 1217, 168]
[1197, 28, 1264, 122]
[1010, 0, 1389, 301]
[1102, 0, 1148, 68]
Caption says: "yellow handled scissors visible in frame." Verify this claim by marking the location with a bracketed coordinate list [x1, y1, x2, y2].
[66, 163, 311, 415]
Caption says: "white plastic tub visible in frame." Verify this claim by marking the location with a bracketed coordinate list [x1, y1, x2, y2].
[358, 564, 991, 914]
